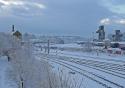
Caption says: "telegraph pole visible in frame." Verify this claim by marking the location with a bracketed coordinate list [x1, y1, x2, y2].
[92, 32, 94, 41]
[47, 40, 50, 54]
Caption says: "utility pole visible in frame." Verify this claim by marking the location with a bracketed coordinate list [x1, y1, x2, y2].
[92, 32, 94, 41]
[47, 40, 50, 54]
[92, 32, 95, 50]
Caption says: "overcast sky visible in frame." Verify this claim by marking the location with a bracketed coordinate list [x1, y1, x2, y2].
[0, 0, 125, 37]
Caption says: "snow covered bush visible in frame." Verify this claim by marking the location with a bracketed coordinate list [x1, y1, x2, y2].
[0, 33, 12, 55]
[0, 32, 21, 56]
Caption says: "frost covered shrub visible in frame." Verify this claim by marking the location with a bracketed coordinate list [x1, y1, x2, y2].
[0, 33, 12, 55]
[0, 32, 21, 56]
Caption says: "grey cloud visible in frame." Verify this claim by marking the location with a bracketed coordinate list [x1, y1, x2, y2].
[0, 0, 46, 17]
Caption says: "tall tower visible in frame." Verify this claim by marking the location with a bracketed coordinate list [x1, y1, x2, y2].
[115, 30, 123, 41]
[96, 25, 105, 41]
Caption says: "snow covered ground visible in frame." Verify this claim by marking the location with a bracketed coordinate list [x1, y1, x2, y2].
[34, 43, 125, 88]
[50, 50, 125, 64]
[0, 56, 16, 88]
[49, 61, 105, 88]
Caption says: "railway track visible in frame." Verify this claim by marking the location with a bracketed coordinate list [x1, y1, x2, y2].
[35, 51, 125, 78]
[53, 51, 125, 64]
[34, 46, 125, 88]
[47, 52, 125, 72]
[40, 56, 125, 88]
[60, 57, 125, 73]
[45, 54, 125, 79]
